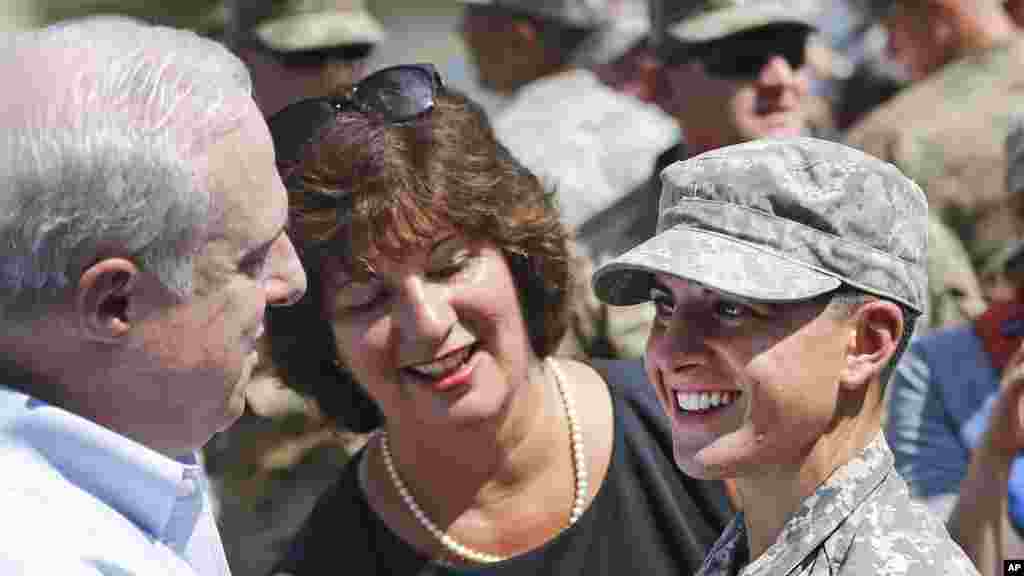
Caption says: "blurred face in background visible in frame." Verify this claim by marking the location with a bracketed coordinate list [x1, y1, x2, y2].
[457, 4, 550, 95]
[881, 2, 954, 81]
[658, 24, 812, 154]
[241, 43, 373, 117]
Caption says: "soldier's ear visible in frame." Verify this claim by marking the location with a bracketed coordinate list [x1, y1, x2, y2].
[838, 300, 903, 391]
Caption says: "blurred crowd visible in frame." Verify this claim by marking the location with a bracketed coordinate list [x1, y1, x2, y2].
[6, 1, 1024, 575]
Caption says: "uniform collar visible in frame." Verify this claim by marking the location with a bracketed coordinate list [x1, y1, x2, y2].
[700, 432, 893, 576]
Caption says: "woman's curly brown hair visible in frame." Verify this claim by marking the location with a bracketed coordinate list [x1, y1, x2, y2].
[265, 86, 572, 432]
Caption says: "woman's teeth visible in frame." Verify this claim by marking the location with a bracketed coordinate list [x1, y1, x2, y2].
[675, 391, 738, 413]
[408, 346, 475, 379]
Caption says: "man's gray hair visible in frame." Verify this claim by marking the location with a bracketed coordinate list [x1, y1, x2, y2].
[0, 16, 253, 324]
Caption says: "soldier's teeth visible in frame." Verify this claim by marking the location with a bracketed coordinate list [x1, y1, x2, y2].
[675, 391, 738, 412]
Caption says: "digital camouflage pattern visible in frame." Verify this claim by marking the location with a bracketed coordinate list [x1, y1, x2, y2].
[593, 137, 927, 316]
[666, 0, 820, 43]
[846, 38, 1024, 307]
[695, 433, 979, 576]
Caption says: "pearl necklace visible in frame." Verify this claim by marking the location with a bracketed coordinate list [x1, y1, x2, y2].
[379, 357, 588, 565]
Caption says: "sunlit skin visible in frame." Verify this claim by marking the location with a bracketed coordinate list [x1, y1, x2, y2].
[315, 225, 620, 561]
[643, 275, 850, 482]
[126, 106, 307, 453]
[46, 103, 309, 458]
[324, 233, 539, 433]
[661, 54, 810, 154]
[643, 272, 904, 558]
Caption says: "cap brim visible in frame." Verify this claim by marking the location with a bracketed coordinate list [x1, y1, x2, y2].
[593, 225, 841, 306]
[668, 6, 814, 43]
[255, 10, 385, 52]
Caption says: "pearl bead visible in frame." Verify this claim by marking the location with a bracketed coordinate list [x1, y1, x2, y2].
[379, 357, 586, 565]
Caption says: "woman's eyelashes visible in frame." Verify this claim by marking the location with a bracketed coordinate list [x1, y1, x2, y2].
[337, 250, 477, 313]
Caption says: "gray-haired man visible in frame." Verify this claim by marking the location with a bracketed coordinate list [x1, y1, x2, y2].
[593, 138, 979, 575]
[0, 16, 306, 574]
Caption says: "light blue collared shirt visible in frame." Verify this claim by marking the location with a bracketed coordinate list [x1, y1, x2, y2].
[0, 385, 231, 575]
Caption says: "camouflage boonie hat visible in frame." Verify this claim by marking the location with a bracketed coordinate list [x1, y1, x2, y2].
[592, 138, 928, 314]
[255, 0, 384, 53]
[667, 0, 820, 43]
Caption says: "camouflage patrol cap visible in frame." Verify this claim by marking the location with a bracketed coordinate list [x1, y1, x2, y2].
[667, 0, 820, 43]
[254, 0, 384, 53]
[592, 138, 928, 313]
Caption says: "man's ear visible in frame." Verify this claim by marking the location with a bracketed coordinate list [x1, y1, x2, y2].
[839, 300, 904, 390]
[76, 258, 140, 343]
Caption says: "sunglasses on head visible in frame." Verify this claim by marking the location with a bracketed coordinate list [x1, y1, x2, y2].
[664, 23, 811, 79]
[269, 62, 444, 194]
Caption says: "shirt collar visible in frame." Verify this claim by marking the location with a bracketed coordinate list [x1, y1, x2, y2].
[700, 432, 894, 576]
[0, 385, 201, 540]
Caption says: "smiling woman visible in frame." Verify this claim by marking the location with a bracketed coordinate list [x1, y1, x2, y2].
[261, 63, 731, 575]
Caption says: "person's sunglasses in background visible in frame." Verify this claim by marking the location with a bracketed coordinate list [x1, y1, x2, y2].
[659, 23, 812, 79]
[269, 62, 443, 192]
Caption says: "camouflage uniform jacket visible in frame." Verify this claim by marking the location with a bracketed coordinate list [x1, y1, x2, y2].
[695, 433, 979, 576]
[845, 38, 1024, 316]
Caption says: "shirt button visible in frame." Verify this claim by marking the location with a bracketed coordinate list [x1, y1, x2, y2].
[178, 476, 197, 498]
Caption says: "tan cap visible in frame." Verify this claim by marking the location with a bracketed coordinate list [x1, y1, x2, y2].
[667, 0, 820, 43]
[255, 0, 385, 53]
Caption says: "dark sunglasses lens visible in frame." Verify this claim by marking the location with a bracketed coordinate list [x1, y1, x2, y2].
[703, 29, 806, 78]
[355, 66, 437, 121]
[267, 99, 340, 168]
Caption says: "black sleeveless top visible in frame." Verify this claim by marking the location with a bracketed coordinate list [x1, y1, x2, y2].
[273, 359, 731, 575]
